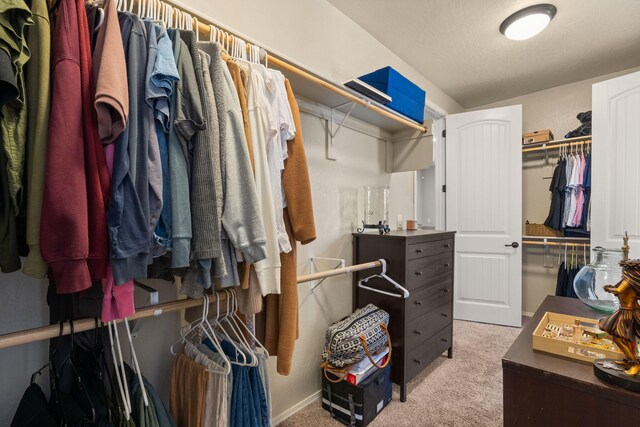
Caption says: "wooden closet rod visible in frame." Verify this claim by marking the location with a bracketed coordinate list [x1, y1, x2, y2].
[0, 260, 382, 350]
[131, 0, 428, 134]
[522, 139, 591, 153]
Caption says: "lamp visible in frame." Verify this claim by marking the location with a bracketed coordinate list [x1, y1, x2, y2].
[500, 4, 557, 41]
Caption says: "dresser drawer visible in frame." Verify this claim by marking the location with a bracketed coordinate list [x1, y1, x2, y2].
[406, 302, 452, 351]
[407, 239, 453, 261]
[406, 324, 452, 381]
[406, 252, 453, 290]
[406, 276, 453, 321]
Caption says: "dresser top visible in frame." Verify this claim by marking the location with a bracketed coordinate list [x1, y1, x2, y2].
[352, 230, 455, 239]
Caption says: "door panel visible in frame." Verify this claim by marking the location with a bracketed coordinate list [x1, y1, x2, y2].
[593, 71, 640, 257]
[446, 106, 522, 327]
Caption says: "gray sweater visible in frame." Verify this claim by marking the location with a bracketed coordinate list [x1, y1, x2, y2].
[218, 55, 267, 264]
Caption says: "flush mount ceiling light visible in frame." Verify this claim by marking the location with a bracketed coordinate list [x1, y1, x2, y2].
[500, 4, 557, 40]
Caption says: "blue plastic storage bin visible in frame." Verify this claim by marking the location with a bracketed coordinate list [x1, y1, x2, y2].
[358, 67, 426, 123]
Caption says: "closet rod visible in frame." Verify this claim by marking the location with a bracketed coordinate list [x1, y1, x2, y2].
[0, 260, 382, 350]
[522, 241, 591, 247]
[136, 0, 428, 134]
[522, 139, 591, 153]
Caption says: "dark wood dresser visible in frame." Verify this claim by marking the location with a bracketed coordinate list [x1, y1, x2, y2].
[353, 230, 455, 402]
[503, 296, 640, 426]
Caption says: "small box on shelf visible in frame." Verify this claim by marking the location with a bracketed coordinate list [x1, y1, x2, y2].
[523, 129, 554, 145]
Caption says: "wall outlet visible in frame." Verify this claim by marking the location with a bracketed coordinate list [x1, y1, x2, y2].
[426, 217, 432, 224]
[397, 214, 403, 230]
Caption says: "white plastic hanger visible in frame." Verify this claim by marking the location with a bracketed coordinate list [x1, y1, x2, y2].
[210, 292, 249, 366]
[193, 16, 199, 41]
[124, 318, 149, 407]
[357, 259, 410, 299]
[170, 296, 232, 375]
[200, 295, 234, 374]
[93, 7, 105, 32]
[110, 322, 132, 418]
[221, 290, 257, 366]
[108, 322, 131, 419]
[230, 289, 269, 357]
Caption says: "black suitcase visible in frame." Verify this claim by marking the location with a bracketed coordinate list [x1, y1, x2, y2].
[321, 364, 392, 426]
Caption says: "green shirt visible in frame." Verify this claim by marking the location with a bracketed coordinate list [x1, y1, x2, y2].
[0, 0, 33, 212]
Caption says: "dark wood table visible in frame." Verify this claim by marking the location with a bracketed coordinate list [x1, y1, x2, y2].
[503, 295, 640, 426]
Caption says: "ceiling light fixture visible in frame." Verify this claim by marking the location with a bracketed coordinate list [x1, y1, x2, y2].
[500, 4, 557, 41]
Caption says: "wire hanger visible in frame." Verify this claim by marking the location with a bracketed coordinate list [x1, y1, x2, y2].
[357, 259, 410, 299]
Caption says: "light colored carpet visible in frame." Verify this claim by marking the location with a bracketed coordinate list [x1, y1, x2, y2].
[279, 320, 523, 427]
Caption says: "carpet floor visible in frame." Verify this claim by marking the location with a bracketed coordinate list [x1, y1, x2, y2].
[279, 320, 523, 427]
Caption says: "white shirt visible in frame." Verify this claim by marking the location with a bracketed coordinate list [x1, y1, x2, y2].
[243, 63, 282, 295]
[256, 65, 292, 254]
[566, 154, 581, 227]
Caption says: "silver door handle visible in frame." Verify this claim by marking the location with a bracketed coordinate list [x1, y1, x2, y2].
[505, 242, 519, 248]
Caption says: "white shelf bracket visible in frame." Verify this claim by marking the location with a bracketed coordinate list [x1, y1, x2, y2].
[308, 257, 346, 293]
[327, 101, 358, 160]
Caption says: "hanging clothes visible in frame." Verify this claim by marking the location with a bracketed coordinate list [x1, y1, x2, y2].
[0, 0, 32, 217]
[41, 0, 110, 293]
[243, 62, 283, 296]
[21, 0, 51, 278]
[151, 24, 180, 255]
[108, 11, 151, 286]
[10, 383, 57, 426]
[544, 157, 567, 231]
[179, 31, 221, 288]
[168, 29, 203, 269]
[261, 79, 316, 375]
[555, 260, 567, 297]
[170, 353, 208, 427]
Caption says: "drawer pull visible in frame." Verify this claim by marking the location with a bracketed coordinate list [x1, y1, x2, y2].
[441, 313, 449, 318]
[415, 271, 423, 276]
[444, 263, 451, 267]
[441, 338, 448, 343]
[413, 330, 422, 335]
[443, 288, 450, 293]
[413, 359, 422, 364]
[416, 249, 423, 253]
[444, 244, 451, 248]
[414, 300, 423, 306]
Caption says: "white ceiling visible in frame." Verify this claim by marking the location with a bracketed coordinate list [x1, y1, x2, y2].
[328, 0, 640, 108]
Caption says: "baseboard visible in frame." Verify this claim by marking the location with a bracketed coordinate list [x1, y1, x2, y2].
[523, 311, 534, 318]
[272, 390, 322, 426]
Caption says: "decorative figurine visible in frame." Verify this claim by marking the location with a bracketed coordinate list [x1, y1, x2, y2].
[593, 233, 640, 391]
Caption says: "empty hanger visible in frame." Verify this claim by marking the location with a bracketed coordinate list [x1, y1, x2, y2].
[358, 259, 410, 299]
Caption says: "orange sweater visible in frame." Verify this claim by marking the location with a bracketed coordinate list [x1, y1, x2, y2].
[263, 79, 316, 375]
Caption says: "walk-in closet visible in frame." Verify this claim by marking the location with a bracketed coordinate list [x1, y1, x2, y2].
[2, 1, 640, 426]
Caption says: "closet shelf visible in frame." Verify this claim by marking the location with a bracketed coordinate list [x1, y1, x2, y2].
[271, 58, 429, 134]
[163, 0, 429, 134]
[522, 135, 591, 153]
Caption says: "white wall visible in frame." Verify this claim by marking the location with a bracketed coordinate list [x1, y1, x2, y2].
[473, 66, 640, 314]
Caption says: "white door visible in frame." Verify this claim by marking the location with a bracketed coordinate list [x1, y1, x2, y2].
[446, 105, 522, 327]
[592, 71, 640, 258]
